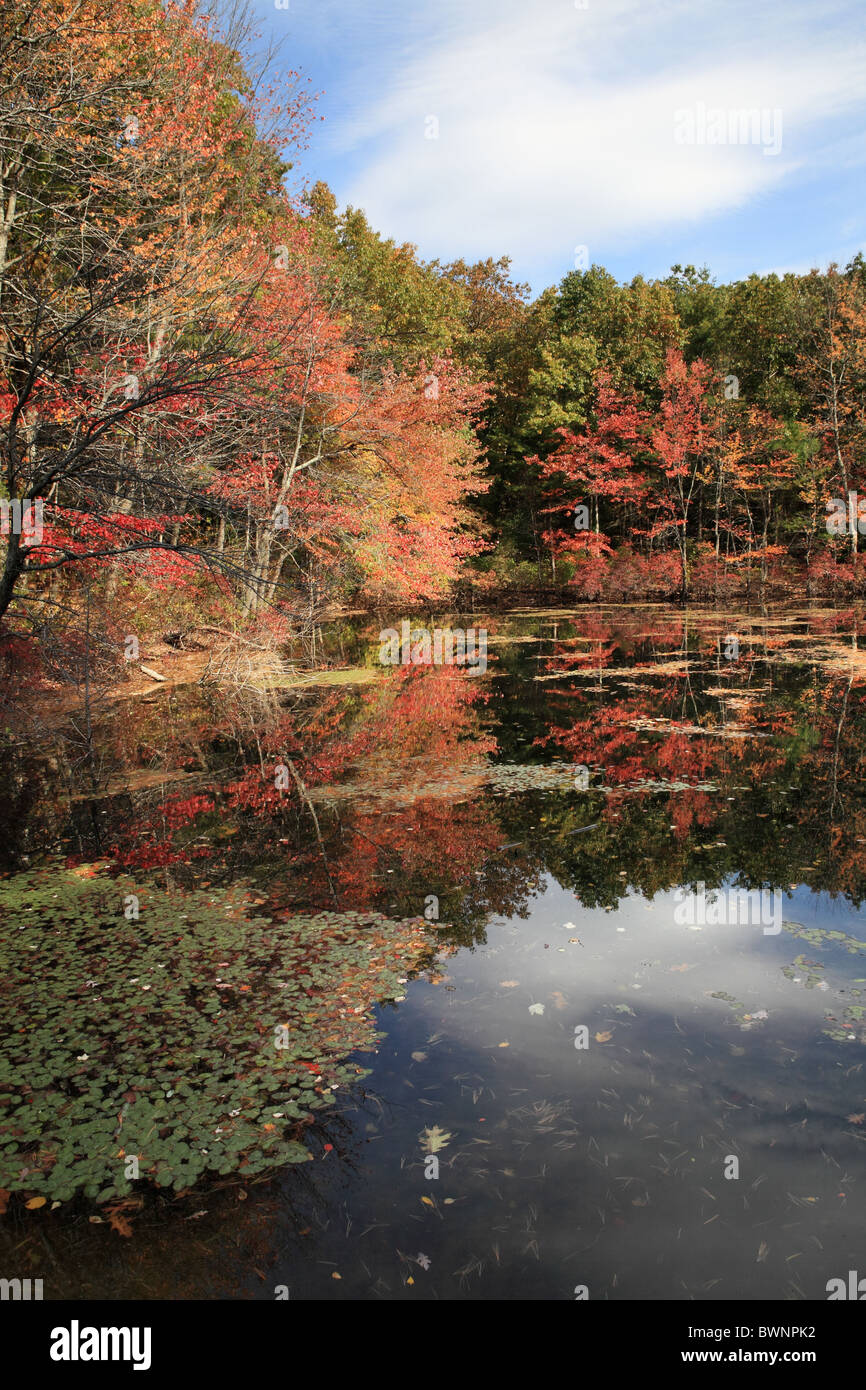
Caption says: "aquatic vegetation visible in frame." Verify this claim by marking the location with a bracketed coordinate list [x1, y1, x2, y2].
[782, 922, 866, 954]
[0, 869, 431, 1204]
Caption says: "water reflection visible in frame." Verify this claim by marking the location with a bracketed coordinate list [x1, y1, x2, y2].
[1, 604, 866, 1299]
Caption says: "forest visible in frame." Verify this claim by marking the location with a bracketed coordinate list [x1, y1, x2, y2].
[2, 0, 866, 692]
[4, 0, 866, 1334]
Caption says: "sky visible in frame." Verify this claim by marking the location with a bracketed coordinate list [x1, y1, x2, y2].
[243, 0, 866, 296]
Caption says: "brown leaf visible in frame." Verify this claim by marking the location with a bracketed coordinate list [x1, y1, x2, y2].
[107, 1209, 133, 1238]
[25, 1196, 46, 1210]
[595, 1030, 613, 1043]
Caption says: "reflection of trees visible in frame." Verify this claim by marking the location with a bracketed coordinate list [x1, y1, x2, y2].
[4, 610, 866, 935]
[57, 666, 510, 943]
[524, 616, 866, 909]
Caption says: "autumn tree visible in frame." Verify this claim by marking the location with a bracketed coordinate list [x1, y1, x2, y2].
[0, 0, 317, 623]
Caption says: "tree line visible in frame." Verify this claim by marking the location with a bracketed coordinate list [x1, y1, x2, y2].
[2, 0, 865, 674]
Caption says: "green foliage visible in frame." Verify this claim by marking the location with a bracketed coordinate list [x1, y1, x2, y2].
[555, 267, 683, 397]
[306, 199, 465, 370]
[524, 332, 597, 441]
[0, 869, 430, 1203]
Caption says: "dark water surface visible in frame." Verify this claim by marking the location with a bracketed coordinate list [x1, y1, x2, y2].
[3, 603, 866, 1300]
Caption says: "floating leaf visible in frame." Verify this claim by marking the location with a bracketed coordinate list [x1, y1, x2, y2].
[419, 1125, 452, 1154]
[0, 868, 430, 1203]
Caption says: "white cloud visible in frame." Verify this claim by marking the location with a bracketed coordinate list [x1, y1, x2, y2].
[329, 0, 866, 269]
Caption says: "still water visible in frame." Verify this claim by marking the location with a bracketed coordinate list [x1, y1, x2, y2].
[2, 604, 866, 1299]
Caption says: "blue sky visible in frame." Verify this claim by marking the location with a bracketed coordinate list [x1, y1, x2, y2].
[245, 0, 866, 296]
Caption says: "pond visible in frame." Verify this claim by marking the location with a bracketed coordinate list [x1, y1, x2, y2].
[2, 602, 866, 1300]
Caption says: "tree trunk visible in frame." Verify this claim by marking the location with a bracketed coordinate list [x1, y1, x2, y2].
[0, 532, 25, 621]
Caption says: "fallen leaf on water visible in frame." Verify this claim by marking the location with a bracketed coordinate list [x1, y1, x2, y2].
[595, 1030, 613, 1043]
[0, 1190, 9, 1216]
[331, 1272, 341, 1280]
[498, 1041, 510, 1048]
[528, 1003, 545, 1016]
[847, 1113, 865, 1125]
[756, 1241, 769, 1262]
[499, 980, 519, 988]
[421, 1197, 434, 1207]
[417, 1253, 431, 1270]
[550, 991, 568, 1010]
[407, 1276, 414, 1285]
[419, 1124, 452, 1153]
[411, 1051, 427, 1062]
[25, 1196, 46, 1210]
